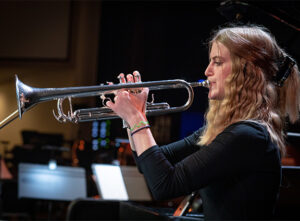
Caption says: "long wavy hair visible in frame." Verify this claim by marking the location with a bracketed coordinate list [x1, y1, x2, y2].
[199, 25, 300, 155]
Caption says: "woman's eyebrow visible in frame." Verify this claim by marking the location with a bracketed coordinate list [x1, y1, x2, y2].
[209, 56, 223, 61]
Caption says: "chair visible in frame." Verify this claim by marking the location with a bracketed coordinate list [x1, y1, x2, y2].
[275, 166, 300, 219]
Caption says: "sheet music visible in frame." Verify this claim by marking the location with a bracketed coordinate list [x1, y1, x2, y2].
[92, 164, 129, 200]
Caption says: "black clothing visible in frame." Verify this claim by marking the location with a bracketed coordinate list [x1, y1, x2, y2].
[134, 121, 281, 220]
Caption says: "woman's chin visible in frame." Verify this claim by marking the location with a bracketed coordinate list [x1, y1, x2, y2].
[208, 93, 223, 100]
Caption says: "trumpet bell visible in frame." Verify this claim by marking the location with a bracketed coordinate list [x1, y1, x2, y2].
[16, 75, 36, 119]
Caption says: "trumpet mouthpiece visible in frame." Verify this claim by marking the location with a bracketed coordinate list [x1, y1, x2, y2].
[189, 80, 209, 88]
[198, 79, 210, 88]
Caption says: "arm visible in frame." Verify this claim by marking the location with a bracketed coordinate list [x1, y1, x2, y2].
[132, 128, 203, 172]
[159, 127, 203, 164]
[127, 128, 136, 151]
[137, 122, 272, 200]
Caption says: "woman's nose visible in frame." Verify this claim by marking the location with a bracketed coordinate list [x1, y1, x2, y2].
[205, 63, 213, 77]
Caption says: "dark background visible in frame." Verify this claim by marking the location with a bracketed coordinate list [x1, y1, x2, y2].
[95, 0, 300, 142]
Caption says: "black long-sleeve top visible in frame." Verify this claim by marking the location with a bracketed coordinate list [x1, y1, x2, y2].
[133, 121, 281, 220]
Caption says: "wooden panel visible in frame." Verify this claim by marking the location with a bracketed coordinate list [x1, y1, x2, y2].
[0, 1, 71, 61]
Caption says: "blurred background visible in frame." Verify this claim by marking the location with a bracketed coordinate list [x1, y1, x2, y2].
[0, 0, 299, 220]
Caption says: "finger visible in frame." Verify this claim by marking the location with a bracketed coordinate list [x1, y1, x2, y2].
[116, 73, 128, 94]
[114, 94, 120, 104]
[101, 97, 112, 107]
[126, 74, 134, 83]
[118, 73, 126, 84]
[126, 74, 136, 93]
[106, 81, 117, 95]
[133, 71, 141, 82]
[132, 71, 142, 93]
[105, 100, 114, 109]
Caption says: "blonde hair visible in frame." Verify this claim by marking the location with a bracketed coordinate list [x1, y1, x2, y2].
[199, 25, 300, 155]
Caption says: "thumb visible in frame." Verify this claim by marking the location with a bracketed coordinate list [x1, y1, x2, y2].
[105, 100, 115, 110]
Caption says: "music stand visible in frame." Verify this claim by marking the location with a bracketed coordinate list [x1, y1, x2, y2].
[91, 164, 152, 201]
[18, 163, 87, 201]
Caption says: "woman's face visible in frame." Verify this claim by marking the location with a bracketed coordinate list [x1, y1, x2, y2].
[205, 41, 232, 100]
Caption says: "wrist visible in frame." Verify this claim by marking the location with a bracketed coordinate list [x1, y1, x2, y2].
[131, 125, 150, 137]
[129, 120, 149, 132]
[127, 113, 148, 129]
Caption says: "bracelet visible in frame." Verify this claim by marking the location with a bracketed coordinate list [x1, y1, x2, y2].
[130, 120, 149, 132]
[131, 125, 150, 136]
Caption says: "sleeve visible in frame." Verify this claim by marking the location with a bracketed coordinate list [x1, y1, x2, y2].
[132, 128, 203, 171]
[136, 123, 269, 200]
[159, 127, 203, 165]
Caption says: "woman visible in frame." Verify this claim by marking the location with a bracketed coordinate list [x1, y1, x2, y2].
[106, 25, 300, 219]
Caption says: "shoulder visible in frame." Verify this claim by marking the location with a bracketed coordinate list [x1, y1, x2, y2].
[225, 121, 268, 137]
[217, 121, 269, 147]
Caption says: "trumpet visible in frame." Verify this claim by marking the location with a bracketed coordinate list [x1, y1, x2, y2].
[0, 75, 209, 129]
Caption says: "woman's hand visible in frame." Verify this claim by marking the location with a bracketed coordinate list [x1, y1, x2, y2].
[106, 71, 149, 128]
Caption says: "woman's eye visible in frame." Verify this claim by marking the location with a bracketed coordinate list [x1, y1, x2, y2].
[214, 61, 223, 66]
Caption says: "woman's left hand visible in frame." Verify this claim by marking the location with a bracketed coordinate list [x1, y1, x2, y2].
[106, 71, 149, 127]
